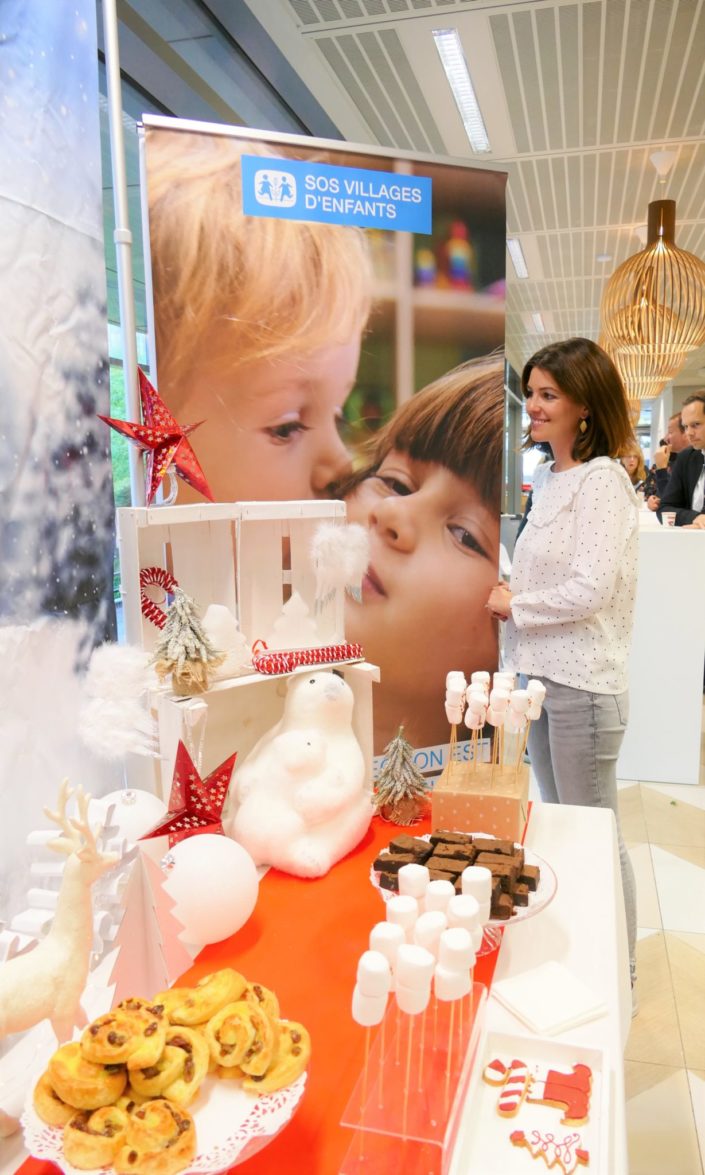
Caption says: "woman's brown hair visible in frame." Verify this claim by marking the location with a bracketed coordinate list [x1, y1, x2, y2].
[521, 337, 635, 460]
[337, 355, 504, 509]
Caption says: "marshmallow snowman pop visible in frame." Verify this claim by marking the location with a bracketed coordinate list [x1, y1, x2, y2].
[487, 688, 510, 777]
[465, 687, 488, 771]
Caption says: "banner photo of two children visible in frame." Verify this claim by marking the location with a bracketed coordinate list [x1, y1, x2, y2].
[141, 118, 508, 773]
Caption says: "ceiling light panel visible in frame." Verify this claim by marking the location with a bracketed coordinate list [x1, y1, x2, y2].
[432, 28, 491, 153]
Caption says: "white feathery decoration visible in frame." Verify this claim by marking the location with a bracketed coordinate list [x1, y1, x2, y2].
[311, 522, 370, 608]
[78, 643, 157, 760]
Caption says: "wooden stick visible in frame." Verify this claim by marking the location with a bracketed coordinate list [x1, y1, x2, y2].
[402, 1014, 414, 1138]
[378, 1012, 386, 1109]
[444, 1001, 456, 1112]
[418, 1005, 427, 1090]
[358, 1025, 371, 1158]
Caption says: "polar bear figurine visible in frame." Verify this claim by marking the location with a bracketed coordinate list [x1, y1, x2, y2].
[226, 671, 373, 878]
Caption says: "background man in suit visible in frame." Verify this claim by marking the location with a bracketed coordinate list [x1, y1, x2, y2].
[653, 411, 689, 494]
[658, 393, 705, 528]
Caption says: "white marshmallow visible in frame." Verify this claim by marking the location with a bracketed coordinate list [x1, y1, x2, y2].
[370, 920, 405, 966]
[510, 689, 530, 714]
[424, 878, 456, 914]
[356, 950, 392, 998]
[352, 984, 388, 1026]
[398, 862, 430, 899]
[413, 910, 448, 957]
[464, 711, 484, 731]
[485, 706, 504, 727]
[466, 695, 487, 716]
[504, 709, 525, 733]
[434, 964, 471, 1002]
[395, 981, 431, 1016]
[445, 701, 464, 725]
[438, 926, 475, 971]
[472, 671, 491, 686]
[471, 924, 483, 953]
[447, 893, 481, 935]
[386, 894, 419, 940]
[461, 865, 492, 909]
[445, 686, 465, 706]
[494, 672, 515, 689]
[489, 688, 510, 710]
[395, 943, 436, 988]
[446, 671, 467, 689]
[527, 678, 546, 702]
[527, 698, 542, 721]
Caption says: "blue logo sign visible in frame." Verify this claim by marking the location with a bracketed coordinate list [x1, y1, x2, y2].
[242, 156, 432, 233]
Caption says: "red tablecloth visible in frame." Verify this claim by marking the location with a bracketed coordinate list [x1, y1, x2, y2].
[19, 815, 503, 1175]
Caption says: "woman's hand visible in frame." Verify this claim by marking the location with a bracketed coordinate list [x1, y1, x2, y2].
[486, 581, 513, 621]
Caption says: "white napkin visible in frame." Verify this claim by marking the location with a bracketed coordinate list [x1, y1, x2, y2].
[490, 960, 607, 1035]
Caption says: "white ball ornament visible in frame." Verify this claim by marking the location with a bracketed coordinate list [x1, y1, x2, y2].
[162, 833, 259, 948]
[97, 789, 167, 845]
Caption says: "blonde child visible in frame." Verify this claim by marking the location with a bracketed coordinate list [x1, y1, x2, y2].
[144, 129, 374, 502]
[339, 356, 504, 754]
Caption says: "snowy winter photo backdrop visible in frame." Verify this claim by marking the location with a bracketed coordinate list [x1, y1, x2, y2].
[0, 1, 116, 926]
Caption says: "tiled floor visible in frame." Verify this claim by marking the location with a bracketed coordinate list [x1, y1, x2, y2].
[620, 701, 705, 1174]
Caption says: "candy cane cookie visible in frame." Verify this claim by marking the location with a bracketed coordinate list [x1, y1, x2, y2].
[482, 1056, 532, 1116]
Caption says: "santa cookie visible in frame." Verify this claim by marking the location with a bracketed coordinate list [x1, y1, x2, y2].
[527, 1063, 592, 1125]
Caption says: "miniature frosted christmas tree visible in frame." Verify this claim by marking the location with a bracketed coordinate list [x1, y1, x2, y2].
[374, 726, 430, 824]
[152, 586, 224, 695]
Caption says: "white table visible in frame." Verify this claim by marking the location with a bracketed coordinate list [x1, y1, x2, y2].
[450, 802, 631, 1174]
[618, 526, 705, 784]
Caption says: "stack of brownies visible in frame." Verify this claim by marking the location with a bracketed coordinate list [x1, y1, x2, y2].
[373, 830, 540, 921]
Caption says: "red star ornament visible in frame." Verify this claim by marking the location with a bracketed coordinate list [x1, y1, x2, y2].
[140, 741, 237, 847]
[99, 369, 214, 505]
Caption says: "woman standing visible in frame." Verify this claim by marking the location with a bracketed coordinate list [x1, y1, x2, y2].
[487, 337, 639, 995]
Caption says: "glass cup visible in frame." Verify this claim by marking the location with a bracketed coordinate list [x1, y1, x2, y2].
[662, 511, 677, 527]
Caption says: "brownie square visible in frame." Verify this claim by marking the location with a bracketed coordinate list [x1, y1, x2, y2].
[378, 871, 399, 893]
[425, 854, 463, 877]
[373, 850, 418, 873]
[519, 864, 540, 891]
[431, 842, 478, 865]
[474, 837, 515, 856]
[429, 830, 474, 846]
[474, 853, 520, 891]
[513, 882, 530, 907]
[388, 835, 432, 859]
[493, 893, 514, 920]
[427, 869, 459, 885]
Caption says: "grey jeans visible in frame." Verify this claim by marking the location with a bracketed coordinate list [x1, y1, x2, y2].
[527, 676, 637, 979]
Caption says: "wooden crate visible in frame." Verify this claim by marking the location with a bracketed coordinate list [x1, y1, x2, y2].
[116, 501, 378, 798]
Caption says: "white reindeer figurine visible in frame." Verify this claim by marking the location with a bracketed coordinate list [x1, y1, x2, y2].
[0, 780, 118, 1135]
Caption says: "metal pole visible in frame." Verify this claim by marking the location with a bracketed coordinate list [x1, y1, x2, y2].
[101, 0, 145, 505]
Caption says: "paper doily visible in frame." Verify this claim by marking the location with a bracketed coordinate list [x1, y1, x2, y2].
[22, 1071, 306, 1174]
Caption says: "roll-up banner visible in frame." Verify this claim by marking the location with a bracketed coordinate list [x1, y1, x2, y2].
[140, 116, 506, 771]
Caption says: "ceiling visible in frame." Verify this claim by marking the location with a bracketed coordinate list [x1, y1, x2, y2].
[101, 0, 705, 392]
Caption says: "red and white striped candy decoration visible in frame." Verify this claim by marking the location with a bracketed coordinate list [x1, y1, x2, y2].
[252, 641, 363, 675]
[139, 566, 179, 629]
[496, 1058, 531, 1116]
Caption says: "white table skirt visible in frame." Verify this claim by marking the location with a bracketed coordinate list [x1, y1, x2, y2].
[450, 801, 630, 1174]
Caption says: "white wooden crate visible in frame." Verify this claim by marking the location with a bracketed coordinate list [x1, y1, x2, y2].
[117, 500, 346, 653]
[116, 501, 378, 799]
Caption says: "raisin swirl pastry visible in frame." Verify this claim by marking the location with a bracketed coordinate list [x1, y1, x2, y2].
[205, 1000, 279, 1076]
[81, 998, 166, 1070]
[242, 1020, 311, 1094]
[154, 968, 247, 1026]
[63, 1105, 129, 1170]
[130, 1027, 209, 1108]
[47, 1042, 127, 1110]
[114, 1098, 196, 1175]
[242, 981, 280, 1022]
[32, 1072, 77, 1127]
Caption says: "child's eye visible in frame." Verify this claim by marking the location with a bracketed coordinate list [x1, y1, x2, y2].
[265, 421, 308, 442]
[448, 524, 489, 559]
[374, 474, 413, 496]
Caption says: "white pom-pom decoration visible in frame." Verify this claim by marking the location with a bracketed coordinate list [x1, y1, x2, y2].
[311, 522, 371, 604]
[83, 642, 153, 701]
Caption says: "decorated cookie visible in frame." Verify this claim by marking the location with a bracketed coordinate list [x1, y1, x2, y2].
[482, 1056, 531, 1115]
[510, 1129, 589, 1173]
[527, 1063, 592, 1125]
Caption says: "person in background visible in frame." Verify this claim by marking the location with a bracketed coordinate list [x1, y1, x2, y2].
[619, 442, 647, 491]
[144, 130, 374, 503]
[486, 337, 639, 997]
[656, 393, 705, 528]
[645, 411, 688, 507]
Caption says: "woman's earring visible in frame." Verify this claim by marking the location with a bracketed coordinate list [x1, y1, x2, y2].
[579, 418, 588, 434]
